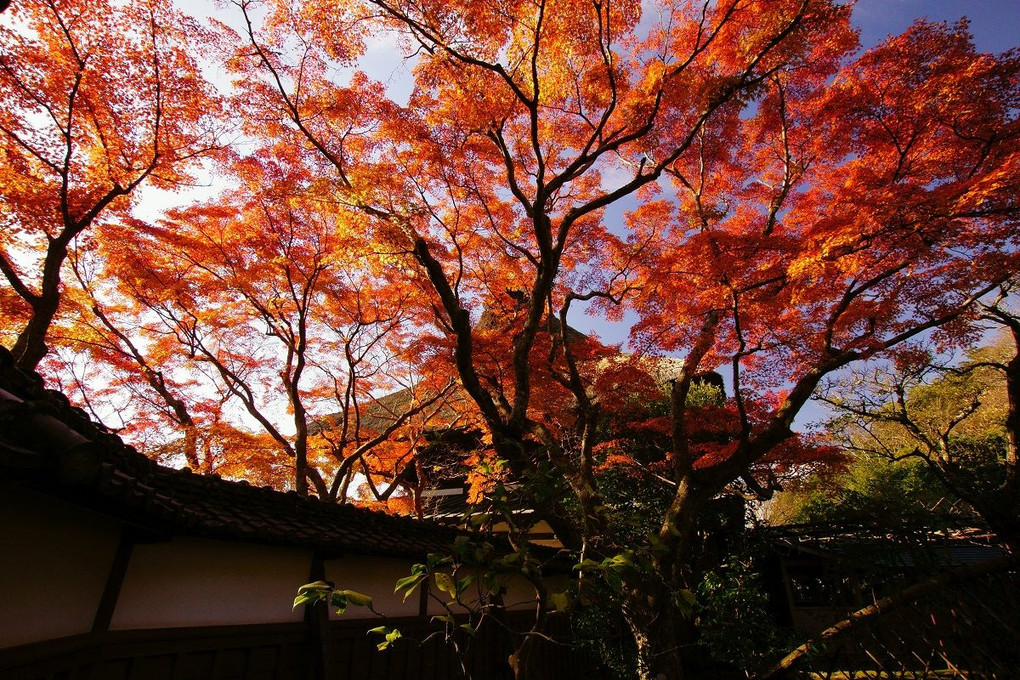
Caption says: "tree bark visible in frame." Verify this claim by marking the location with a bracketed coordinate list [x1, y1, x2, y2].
[10, 295, 57, 372]
[623, 590, 689, 680]
[1000, 323, 1020, 544]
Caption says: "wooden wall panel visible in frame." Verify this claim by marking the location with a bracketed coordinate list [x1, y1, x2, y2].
[1, 613, 604, 680]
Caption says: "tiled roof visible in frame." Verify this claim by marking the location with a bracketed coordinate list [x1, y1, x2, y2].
[0, 348, 462, 559]
[309, 386, 474, 436]
[766, 522, 1006, 568]
[311, 314, 591, 437]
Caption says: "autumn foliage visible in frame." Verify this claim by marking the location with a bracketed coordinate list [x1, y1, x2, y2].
[0, 0, 222, 369]
[2, 1, 1019, 677]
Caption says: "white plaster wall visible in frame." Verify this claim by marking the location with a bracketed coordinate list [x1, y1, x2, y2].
[0, 485, 122, 648]
[495, 574, 541, 612]
[324, 555, 421, 619]
[110, 536, 310, 629]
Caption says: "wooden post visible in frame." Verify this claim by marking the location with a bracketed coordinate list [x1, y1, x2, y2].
[91, 527, 135, 633]
[305, 554, 332, 680]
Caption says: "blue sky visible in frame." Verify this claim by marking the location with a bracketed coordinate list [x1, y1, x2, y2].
[853, 0, 1019, 53]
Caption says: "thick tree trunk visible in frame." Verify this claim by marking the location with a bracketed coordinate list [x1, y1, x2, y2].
[962, 315, 1020, 555]
[1004, 343, 1020, 473]
[10, 298, 57, 372]
[9, 214, 84, 373]
[623, 592, 689, 680]
[1001, 337, 1020, 548]
[182, 424, 200, 470]
[510, 632, 543, 680]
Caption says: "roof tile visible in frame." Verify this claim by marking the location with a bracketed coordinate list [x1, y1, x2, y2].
[0, 347, 462, 560]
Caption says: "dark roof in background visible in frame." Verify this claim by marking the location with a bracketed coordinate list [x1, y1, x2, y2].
[311, 311, 591, 438]
[309, 386, 476, 436]
[766, 522, 1006, 568]
[0, 348, 462, 559]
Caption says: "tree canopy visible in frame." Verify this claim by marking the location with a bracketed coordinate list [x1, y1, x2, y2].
[2, 1, 1019, 678]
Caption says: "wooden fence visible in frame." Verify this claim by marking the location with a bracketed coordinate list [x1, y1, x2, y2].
[787, 563, 1020, 679]
[0, 613, 600, 680]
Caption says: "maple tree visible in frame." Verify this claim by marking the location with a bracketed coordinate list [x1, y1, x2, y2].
[225, 2, 1018, 675]
[66, 150, 455, 497]
[48, 230, 298, 484]
[0, 0, 222, 371]
[3, 0, 1020, 677]
[618, 19, 1019, 676]
[220, 0, 1019, 675]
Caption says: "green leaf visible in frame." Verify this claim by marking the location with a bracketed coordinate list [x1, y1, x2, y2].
[501, 552, 522, 566]
[367, 626, 390, 636]
[606, 569, 623, 594]
[459, 623, 477, 637]
[329, 591, 347, 614]
[434, 572, 457, 597]
[340, 590, 373, 608]
[432, 614, 454, 625]
[548, 591, 569, 612]
[572, 558, 602, 572]
[646, 532, 665, 552]
[377, 628, 402, 650]
[394, 573, 426, 601]
[292, 593, 316, 609]
[293, 581, 332, 609]
[456, 574, 475, 595]
[677, 589, 698, 617]
[605, 552, 634, 571]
